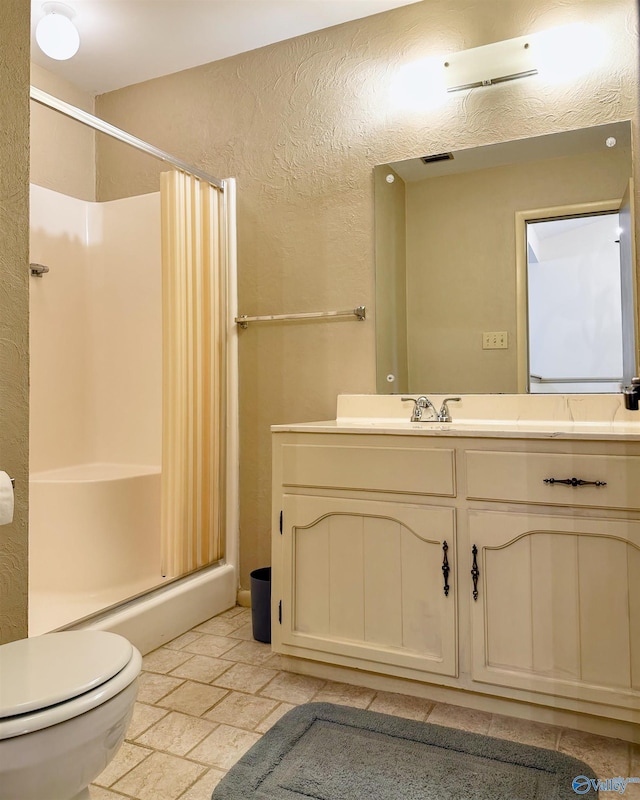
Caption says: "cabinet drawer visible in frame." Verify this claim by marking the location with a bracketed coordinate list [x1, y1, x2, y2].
[466, 450, 640, 511]
[282, 443, 455, 497]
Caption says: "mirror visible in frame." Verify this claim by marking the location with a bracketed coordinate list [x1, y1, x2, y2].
[374, 121, 634, 394]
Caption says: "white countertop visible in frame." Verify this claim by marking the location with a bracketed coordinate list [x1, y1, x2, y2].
[271, 394, 640, 441]
[271, 418, 640, 440]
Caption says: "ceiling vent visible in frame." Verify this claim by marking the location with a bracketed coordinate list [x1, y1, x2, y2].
[420, 152, 454, 164]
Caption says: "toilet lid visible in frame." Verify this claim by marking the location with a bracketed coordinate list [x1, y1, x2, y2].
[0, 630, 133, 718]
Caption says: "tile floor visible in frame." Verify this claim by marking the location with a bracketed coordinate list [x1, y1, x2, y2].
[92, 605, 640, 800]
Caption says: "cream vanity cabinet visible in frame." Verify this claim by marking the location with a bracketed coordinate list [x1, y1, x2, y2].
[271, 427, 640, 724]
[271, 433, 459, 680]
[465, 446, 640, 717]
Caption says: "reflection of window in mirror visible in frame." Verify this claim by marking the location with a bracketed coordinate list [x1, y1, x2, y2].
[525, 211, 624, 394]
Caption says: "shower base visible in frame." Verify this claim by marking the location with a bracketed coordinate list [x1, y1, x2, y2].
[29, 573, 170, 636]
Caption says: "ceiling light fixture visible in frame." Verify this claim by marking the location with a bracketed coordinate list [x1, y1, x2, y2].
[36, 2, 80, 61]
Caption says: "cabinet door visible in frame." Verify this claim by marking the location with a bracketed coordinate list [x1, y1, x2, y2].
[468, 509, 640, 711]
[279, 495, 457, 678]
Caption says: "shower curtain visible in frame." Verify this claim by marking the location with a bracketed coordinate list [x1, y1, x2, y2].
[160, 170, 226, 578]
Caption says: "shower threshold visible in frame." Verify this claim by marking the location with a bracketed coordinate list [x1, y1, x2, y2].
[29, 572, 171, 636]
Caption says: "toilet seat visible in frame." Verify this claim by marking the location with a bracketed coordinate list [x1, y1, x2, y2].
[0, 631, 142, 739]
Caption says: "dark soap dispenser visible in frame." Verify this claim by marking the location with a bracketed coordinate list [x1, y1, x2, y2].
[623, 377, 640, 410]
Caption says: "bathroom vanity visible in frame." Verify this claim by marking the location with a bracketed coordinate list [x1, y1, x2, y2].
[271, 394, 640, 739]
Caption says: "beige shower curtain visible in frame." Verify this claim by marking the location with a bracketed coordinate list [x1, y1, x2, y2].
[160, 170, 226, 578]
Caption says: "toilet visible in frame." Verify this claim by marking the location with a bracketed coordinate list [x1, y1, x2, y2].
[0, 629, 142, 800]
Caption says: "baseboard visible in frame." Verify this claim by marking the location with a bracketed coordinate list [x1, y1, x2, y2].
[275, 654, 640, 744]
[237, 588, 251, 607]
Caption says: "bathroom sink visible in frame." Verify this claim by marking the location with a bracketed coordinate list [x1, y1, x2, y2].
[335, 419, 462, 431]
[410, 421, 456, 430]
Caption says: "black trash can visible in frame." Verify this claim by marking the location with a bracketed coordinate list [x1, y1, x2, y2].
[250, 566, 271, 644]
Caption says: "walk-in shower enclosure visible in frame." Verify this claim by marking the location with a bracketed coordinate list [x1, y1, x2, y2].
[28, 88, 238, 645]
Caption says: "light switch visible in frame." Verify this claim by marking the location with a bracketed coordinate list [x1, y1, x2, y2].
[482, 331, 508, 349]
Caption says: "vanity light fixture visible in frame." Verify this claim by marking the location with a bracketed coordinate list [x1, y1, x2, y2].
[391, 23, 605, 110]
[443, 24, 606, 93]
[443, 34, 537, 92]
[36, 2, 80, 61]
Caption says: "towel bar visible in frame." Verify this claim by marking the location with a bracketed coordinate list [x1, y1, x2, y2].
[235, 306, 366, 328]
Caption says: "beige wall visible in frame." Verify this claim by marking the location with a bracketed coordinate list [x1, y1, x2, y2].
[404, 147, 631, 392]
[0, 0, 30, 643]
[94, 0, 639, 589]
[30, 63, 96, 201]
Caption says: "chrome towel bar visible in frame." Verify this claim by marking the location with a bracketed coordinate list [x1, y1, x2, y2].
[235, 306, 366, 328]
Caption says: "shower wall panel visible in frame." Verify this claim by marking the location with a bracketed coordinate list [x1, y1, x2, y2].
[30, 185, 91, 473]
[87, 193, 162, 466]
[29, 185, 161, 472]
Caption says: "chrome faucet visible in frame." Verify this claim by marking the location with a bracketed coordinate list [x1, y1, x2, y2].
[402, 395, 461, 422]
[401, 395, 437, 422]
[436, 397, 461, 422]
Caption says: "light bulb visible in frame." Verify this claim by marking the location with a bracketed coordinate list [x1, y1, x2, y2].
[391, 55, 448, 112]
[532, 23, 607, 84]
[36, 6, 80, 61]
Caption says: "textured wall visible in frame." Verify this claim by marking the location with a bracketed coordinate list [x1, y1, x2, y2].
[0, 0, 30, 643]
[95, 0, 639, 589]
[30, 63, 96, 201]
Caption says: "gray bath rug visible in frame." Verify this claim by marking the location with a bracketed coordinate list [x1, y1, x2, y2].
[211, 702, 598, 799]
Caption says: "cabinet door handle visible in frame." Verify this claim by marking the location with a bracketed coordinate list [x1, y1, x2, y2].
[543, 477, 607, 487]
[442, 541, 450, 597]
[471, 544, 479, 601]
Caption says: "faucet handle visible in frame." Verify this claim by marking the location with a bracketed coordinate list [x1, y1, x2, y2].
[401, 396, 423, 421]
[401, 396, 435, 421]
[437, 397, 461, 422]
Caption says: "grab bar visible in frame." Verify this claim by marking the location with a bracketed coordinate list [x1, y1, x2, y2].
[235, 305, 366, 328]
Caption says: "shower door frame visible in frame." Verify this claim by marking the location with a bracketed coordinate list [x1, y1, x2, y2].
[29, 85, 240, 596]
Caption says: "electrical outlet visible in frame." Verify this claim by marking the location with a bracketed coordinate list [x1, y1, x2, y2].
[482, 331, 508, 350]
